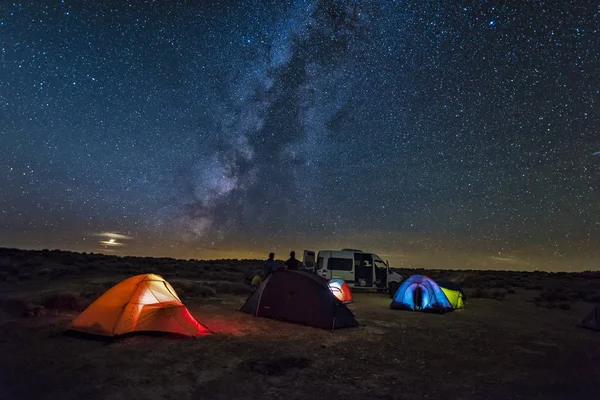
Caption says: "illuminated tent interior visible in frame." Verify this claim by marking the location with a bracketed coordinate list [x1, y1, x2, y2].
[240, 270, 358, 330]
[328, 279, 353, 303]
[390, 275, 454, 313]
[69, 274, 211, 337]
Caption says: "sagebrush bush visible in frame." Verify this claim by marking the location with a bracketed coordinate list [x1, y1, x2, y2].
[585, 293, 600, 303]
[18, 273, 32, 281]
[470, 287, 490, 299]
[558, 303, 571, 310]
[490, 290, 506, 300]
[212, 281, 253, 295]
[173, 282, 216, 298]
[41, 291, 87, 311]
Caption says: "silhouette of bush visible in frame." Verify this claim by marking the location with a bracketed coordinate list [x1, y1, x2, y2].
[49, 267, 77, 279]
[541, 289, 568, 302]
[525, 284, 543, 290]
[0, 298, 36, 315]
[209, 281, 254, 296]
[585, 293, 600, 303]
[0, 271, 8, 281]
[558, 303, 571, 310]
[38, 268, 50, 276]
[41, 291, 87, 311]
[470, 287, 490, 299]
[172, 281, 216, 298]
[507, 288, 516, 294]
[18, 273, 32, 281]
[0, 261, 19, 276]
[490, 290, 506, 300]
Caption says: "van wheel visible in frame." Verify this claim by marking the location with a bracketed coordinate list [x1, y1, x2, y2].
[388, 282, 399, 298]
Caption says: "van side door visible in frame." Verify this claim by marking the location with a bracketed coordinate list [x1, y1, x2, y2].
[327, 254, 354, 282]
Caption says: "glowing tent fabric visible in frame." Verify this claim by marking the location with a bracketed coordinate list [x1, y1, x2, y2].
[240, 270, 358, 330]
[440, 287, 464, 309]
[437, 280, 466, 309]
[70, 274, 211, 337]
[328, 279, 352, 303]
[390, 275, 453, 313]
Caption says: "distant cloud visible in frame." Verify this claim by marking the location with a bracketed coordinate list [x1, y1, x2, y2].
[99, 240, 125, 247]
[91, 232, 134, 240]
[89, 232, 134, 250]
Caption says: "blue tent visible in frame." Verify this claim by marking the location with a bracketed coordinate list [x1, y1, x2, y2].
[390, 275, 453, 313]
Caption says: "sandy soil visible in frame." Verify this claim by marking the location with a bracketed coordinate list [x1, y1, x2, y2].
[1, 287, 599, 400]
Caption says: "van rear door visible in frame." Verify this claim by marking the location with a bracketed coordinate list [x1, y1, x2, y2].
[302, 250, 316, 272]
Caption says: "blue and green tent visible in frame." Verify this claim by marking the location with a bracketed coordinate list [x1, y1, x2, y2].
[390, 275, 464, 313]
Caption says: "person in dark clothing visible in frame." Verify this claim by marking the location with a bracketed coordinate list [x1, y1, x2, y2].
[285, 251, 301, 271]
[264, 252, 277, 277]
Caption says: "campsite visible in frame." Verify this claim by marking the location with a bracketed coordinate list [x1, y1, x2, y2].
[1, 248, 600, 400]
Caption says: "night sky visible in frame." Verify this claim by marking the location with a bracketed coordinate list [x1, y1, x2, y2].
[1, 1, 599, 271]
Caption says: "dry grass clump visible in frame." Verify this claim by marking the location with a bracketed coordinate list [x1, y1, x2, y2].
[41, 291, 89, 311]
[172, 281, 217, 299]
[469, 287, 506, 300]
[210, 281, 254, 296]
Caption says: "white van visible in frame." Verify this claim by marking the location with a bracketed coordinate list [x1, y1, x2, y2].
[302, 249, 403, 296]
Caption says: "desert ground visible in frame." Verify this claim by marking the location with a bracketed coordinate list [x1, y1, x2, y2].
[1, 247, 600, 400]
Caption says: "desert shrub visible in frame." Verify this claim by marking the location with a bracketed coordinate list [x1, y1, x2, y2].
[0, 297, 29, 314]
[540, 289, 569, 302]
[19, 259, 42, 268]
[0, 271, 8, 281]
[41, 291, 87, 311]
[525, 284, 543, 291]
[49, 267, 79, 279]
[38, 268, 50, 276]
[507, 288, 516, 294]
[470, 287, 490, 299]
[545, 302, 557, 309]
[490, 281, 509, 289]
[212, 281, 253, 296]
[490, 290, 506, 300]
[558, 303, 571, 310]
[18, 273, 32, 281]
[0, 262, 19, 276]
[585, 293, 600, 303]
[173, 282, 216, 298]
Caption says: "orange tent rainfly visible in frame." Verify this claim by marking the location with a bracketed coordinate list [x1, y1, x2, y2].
[69, 274, 211, 337]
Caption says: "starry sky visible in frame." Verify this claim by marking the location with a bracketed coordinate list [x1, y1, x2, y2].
[1, 1, 599, 271]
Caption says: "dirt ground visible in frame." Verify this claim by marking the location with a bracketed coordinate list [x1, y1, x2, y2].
[2, 285, 600, 400]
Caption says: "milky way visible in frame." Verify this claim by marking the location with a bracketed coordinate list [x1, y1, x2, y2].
[1, 1, 598, 270]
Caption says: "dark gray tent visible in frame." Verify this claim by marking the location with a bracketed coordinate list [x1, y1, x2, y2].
[240, 270, 358, 330]
[581, 304, 600, 331]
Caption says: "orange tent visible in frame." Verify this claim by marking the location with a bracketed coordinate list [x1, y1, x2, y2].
[70, 274, 211, 337]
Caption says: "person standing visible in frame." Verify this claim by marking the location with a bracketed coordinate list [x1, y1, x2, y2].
[264, 252, 277, 278]
[285, 251, 300, 271]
